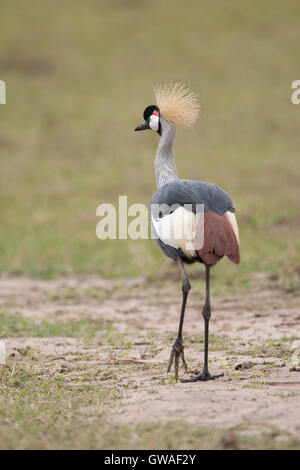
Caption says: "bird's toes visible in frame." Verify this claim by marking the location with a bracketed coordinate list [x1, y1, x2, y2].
[180, 351, 188, 373]
[167, 348, 175, 373]
[174, 354, 180, 382]
[167, 341, 189, 382]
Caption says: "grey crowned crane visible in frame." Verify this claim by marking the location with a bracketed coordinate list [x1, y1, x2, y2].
[134, 82, 240, 383]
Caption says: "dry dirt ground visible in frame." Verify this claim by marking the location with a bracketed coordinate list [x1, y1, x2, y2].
[0, 274, 300, 449]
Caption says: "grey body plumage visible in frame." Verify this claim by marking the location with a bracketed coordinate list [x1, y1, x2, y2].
[152, 179, 235, 216]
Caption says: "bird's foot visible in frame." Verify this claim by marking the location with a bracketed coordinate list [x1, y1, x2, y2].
[167, 338, 188, 382]
[179, 369, 224, 383]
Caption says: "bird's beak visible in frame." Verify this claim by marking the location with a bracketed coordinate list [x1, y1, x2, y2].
[134, 120, 150, 131]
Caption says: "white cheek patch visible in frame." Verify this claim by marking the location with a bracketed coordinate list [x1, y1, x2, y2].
[149, 114, 159, 131]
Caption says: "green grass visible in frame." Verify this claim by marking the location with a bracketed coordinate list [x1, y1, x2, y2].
[0, 312, 108, 339]
[0, 364, 124, 449]
[228, 337, 295, 360]
[0, 0, 299, 286]
[187, 332, 229, 351]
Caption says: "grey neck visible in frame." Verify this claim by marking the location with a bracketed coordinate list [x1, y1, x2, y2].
[155, 117, 179, 188]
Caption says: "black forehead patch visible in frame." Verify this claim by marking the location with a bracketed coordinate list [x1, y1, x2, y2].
[143, 105, 160, 121]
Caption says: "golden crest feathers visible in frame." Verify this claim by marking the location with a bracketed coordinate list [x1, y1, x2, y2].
[154, 82, 200, 128]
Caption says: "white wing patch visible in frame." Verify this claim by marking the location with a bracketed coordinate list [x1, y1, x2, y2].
[226, 211, 240, 245]
[152, 206, 197, 258]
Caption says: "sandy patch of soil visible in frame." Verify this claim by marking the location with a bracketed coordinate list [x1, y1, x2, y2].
[1, 275, 300, 441]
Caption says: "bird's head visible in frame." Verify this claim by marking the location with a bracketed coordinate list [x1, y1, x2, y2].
[134, 105, 161, 135]
[134, 83, 200, 138]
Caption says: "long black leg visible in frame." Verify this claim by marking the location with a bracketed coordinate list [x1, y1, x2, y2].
[180, 264, 224, 383]
[167, 258, 190, 382]
[203, 264, 211, 374]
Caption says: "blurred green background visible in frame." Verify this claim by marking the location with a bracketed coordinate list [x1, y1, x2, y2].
[0, 0, 299, 285]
